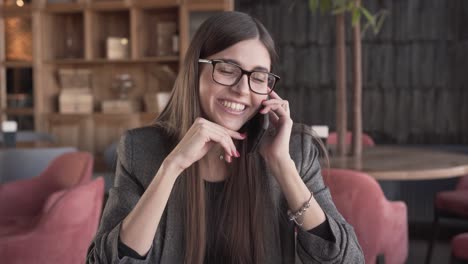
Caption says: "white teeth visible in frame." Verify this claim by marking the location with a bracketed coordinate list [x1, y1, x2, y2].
[221, 100, 246, 111]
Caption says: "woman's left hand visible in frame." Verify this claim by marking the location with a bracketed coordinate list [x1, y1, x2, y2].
[258, 90, 293, 165]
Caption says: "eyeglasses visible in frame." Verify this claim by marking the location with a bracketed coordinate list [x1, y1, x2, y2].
[198, 59, 280, 95]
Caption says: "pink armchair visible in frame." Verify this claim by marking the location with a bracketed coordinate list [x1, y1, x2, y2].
[0, 177, 105, 264]
[0, 152, 93, 219]
[322, 168, 408, 264]
[451, 233, 468, 264]
[426, 177, 468, 264]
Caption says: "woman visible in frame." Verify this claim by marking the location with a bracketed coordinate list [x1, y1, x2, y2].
[87, 11, 363, 264]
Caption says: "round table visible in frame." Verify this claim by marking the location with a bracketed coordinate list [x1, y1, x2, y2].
[325, 146, 468, 181]
[324, 145, 468, 223]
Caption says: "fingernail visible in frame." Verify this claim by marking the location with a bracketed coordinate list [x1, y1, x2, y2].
[236, 151, 240, 157]
[231, 150, 236, 157]
[240, 133, 247, 138]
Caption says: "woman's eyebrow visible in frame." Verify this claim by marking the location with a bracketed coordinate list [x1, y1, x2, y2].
[221, 58, 270, 72]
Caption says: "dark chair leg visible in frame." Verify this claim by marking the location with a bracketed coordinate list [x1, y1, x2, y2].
[376, 254, 385, 264]
[425, 208, 440, 264]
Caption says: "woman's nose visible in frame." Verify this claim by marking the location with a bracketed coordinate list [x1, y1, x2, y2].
[231, 74, 250, 95]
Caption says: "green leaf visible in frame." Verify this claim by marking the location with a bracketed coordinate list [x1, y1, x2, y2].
[320, 0, 332, 13]
[333, 0, 348, 9]
[332, 0, 358, 15]
[361, 22, 371, 38]
[332, 5, 348, 14]
[351, 6, 361, 26]
[360, 6, 375, 26]
[374, 10, 388, 33]
[309, 0, 319, 12]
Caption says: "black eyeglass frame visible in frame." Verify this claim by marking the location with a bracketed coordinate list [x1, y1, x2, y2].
[198, 58, 280, 95]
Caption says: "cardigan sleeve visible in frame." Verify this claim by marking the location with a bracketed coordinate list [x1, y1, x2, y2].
[306, 217, 334, 242]
[86, 130, 158, 264]
[294, 131, 364, 263]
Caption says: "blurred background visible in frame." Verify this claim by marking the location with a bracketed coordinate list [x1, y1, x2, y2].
[1, 0, 468, 263]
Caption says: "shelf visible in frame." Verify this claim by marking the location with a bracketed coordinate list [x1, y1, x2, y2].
[137, 7, 179, 58]
[91, 9, 130, 59]
[133, 0, 179, 9]
[47, 112, 158, 118]
[1, 61, 33, 67]
[43, 12, 84, 60]
[44, 56, 179, 64]
[89, 1, 129, 11]
[3, 108, 34, 115]
[1, 5, 33, 16]
[44, 3, 85, 13]
[47, 112, 90, 118]
[93, 112, 157, 118]
[136, 56, 179, 63]
[187, 2, 227, 11]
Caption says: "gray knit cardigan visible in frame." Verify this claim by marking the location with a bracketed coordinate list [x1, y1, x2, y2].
[87, 124, 364, 263]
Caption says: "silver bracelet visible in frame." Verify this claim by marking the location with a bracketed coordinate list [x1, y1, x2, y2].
[287, 192, 313, 227]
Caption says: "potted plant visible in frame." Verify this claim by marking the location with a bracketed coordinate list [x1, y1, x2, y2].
[308, 0, 386, 156]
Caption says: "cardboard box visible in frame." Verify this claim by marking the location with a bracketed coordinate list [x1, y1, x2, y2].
[58, 69, 91, 90]
[101, 100, 141, 114]
[107, 37, 129, 60]
[59, 92, 93, 114]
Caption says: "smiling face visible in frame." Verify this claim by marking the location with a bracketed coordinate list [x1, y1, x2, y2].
[198, 38, 271, 131]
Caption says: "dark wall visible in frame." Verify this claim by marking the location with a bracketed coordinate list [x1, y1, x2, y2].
[236, 0, 468, 144]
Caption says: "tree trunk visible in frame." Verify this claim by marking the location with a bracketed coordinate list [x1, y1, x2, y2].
[351, 0, 363, 156]
[336, 14, 347, 156]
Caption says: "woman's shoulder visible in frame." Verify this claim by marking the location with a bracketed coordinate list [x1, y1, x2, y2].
[122, 124, 175, 157]
[118, 125, 174, 179]
[289, 123, 321, 150]
[125, 124, 171, 142]
[288, 123, 323, 170]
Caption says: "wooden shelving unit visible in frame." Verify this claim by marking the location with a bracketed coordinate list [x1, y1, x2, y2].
[4, 107, 35, 115]
[1, 61, 33, 67]
[0, 5, 35, 130]
[45, 3, 85, 13]
[44, 56, 179, 64]
[0, 0, 233, 169]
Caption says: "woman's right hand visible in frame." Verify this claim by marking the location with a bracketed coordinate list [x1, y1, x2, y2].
[164, 117, 247, 172]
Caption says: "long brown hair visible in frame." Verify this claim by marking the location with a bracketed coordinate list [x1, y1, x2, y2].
[155, 12, 278, 264]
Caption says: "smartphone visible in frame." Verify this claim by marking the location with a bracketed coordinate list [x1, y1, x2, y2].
[245, 110, 269, 154]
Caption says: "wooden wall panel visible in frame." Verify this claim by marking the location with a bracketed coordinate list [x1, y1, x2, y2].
[238, 0, 468, 144]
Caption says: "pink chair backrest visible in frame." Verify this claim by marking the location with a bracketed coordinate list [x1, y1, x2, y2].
[39, 177, 104, 231]
[322, 168, 385, 261]
[38, 177, 105, 261]
[40, 152, 94, 189]
[456, 175, 468, 190]
[452, 233, 468, 260]
[327, 132, 375, 147]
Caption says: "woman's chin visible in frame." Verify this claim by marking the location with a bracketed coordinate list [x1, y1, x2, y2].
[214, 118, 245, 131]
[220, 122, 243, 131]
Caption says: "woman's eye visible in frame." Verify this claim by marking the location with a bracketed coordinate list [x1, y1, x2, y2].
[220, 69, 234, 74]
[252, 73, 267, 83]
